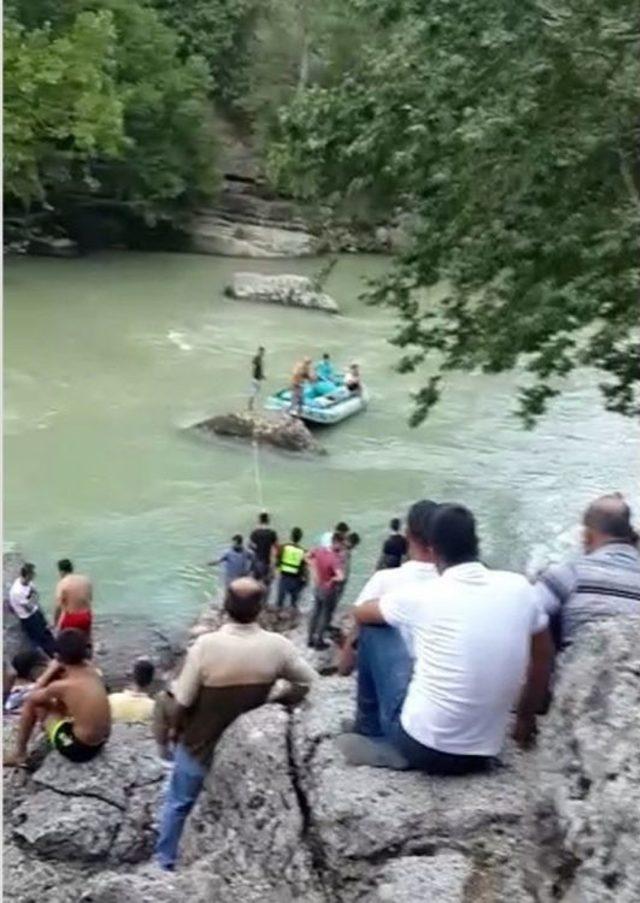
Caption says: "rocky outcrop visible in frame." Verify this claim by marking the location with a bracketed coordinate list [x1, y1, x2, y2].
[3, 724, 165, 902]
[4, 619, 639, 902]
[193, 411, 325, 455]
[528, 616, 640, 902]
[191, 206, 319, 257]
[227, 272, 340, 314]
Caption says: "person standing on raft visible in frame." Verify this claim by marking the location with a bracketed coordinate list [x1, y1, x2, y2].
[290, 357, 313, 416]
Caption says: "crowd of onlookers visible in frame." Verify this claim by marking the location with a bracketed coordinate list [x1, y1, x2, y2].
[4, 491, 639, 872]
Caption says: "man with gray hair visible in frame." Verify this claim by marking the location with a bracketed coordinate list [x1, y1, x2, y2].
[534, 493, 640, 649]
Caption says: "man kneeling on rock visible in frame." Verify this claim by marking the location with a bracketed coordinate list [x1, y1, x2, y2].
[5, 629, 111, 767]
[155, 577, 315, 871]
[339, 504, 553, 774]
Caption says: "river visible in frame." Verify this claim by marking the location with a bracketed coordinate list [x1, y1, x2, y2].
[4, 251, 639, 631]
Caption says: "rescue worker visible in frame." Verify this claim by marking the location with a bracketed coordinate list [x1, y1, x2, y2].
[275, 527, 307, 609]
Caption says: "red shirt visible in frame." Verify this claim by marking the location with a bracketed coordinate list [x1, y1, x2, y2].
[310, 547, 342, 592]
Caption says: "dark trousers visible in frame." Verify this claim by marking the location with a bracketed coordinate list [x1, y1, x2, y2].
[276, 574, 303, 609]
[20, 609, 56, 657]
[307, 586, 339, 645]
[356, 625, 492, 775]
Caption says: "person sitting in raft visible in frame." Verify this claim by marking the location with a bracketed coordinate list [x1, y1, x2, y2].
[315, 352, 337, 384]
[345, 363, 362, 394]
[5, 629, 111, 767]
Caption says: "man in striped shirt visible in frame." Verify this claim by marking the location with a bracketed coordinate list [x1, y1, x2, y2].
[534, 493, 640, 649]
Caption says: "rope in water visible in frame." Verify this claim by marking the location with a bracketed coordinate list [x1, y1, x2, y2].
[252, 437, 264, 510]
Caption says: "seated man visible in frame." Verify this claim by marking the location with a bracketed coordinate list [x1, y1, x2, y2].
[5, 629, 111, 767]
[315, 352, 336, 383]
[534, 493, 640, 650]
[155, 577, 315, 871]
[345, 363, 362, 394]
[4, 650, 43, 716]
[109, 658, 155, 723]
[342, 504, 552, 773]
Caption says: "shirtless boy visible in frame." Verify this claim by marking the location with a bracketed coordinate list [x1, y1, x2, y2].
[5, 629, 111, 766]
[54, 559, 93, 639]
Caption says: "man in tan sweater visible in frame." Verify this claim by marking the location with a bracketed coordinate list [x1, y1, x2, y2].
[155, 577, 315, 871]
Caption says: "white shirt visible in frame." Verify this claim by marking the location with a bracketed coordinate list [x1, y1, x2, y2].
[380, 562, 548, 756]
[8, 578, 38, 620]
[355, 560, 438, 655]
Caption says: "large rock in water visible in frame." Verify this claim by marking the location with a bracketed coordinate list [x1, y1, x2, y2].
[228, 272, 340, 314]
[193, 411, 324, 455]
[5, 618, 639, 902]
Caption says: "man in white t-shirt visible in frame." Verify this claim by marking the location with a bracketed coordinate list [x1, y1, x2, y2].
[8, 563, 56, 658]
[345, 505, 552, 774]
[337, 499, 439, 680]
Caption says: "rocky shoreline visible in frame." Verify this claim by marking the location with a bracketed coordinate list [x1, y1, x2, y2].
[3, 549, 639, 901]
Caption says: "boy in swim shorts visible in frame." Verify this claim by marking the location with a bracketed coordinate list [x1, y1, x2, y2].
[4, 629, 111, 767]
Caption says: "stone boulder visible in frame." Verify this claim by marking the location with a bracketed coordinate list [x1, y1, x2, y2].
[4, 724, 165, 900]
[528, 617, 640, 902]
[6, 617, 640, 903]
[227, 272, 340, 314]
[193, 411, 325, 455]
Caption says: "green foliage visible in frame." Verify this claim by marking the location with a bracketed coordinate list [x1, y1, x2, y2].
[269, 0, 640, 424]
[151, 0, 259, 110]
[4, 11, 124, 208]
[4, 0, 216, 224]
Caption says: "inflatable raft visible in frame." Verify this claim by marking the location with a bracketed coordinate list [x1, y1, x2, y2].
[265, 383, 368, 425]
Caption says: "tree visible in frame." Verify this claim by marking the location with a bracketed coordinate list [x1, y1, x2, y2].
[4, 0, 216, 227]
[150, 0, 259, 111]
[4, 11, 124, 210]
[268, 0, 640, 425]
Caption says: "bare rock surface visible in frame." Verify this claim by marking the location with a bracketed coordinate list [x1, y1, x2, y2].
[193, 410, 325, 454]
[228, 272, 340, 313]
[4, 618, 639, 902]
[528, 617, 640, 903]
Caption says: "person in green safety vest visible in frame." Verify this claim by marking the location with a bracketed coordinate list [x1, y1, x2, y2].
[276, 527, 308, 609]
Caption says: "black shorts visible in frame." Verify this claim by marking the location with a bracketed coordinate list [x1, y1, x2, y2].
[48, 720, 106, 763]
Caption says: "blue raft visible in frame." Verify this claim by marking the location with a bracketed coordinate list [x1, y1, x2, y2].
[265, 382, 368, 425]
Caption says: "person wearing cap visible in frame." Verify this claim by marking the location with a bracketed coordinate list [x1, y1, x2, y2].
[533, 493, 640, 650]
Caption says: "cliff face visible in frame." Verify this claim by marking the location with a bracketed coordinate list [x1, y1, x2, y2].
[4, 618, 640, 902]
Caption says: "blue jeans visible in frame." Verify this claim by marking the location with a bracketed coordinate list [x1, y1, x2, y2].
[354, 624, 412, 739]
[155, 744, 207, 870]
[355, 625, 493, 775]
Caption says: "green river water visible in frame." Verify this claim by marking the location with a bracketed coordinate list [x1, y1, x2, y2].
[4, 252, 639, 631]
